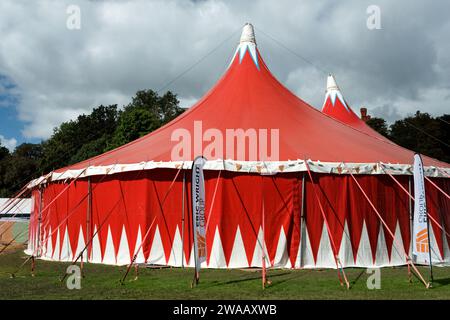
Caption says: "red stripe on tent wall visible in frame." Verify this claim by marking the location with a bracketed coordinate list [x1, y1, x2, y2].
[425, 178, 450, 259]
[395, 176, 412, 257]
[263, 175, 298, 266]
[304, 178, 325, 264]
[66, 180, 88, 260]
[219, 172, 262, 266]
[147, 169, 184, 263]
[312, 175, 348, 258]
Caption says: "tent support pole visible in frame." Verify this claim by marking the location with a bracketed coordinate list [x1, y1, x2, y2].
[181, 170, 186, 268]
[346, 165, 430, 288]
[305, 161, 349, 289]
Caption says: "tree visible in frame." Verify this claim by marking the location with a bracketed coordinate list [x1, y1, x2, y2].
[0, 143, 43, 197]
[39, 104, 119, 173]
[390, 111, 449, 163]
[0, 145, 9, 161]
[366, 117, 389, 137]
[107, 90, 183, 150]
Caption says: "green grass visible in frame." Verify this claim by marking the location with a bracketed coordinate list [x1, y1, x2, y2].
[1, 249, 450, 299]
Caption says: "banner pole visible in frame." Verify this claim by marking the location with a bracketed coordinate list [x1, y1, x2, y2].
[190, 157, 207, 288]
[408, 176, 413, 283]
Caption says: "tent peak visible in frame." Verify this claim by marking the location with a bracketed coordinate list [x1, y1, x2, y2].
[240, 23, 256, 44]
[326, 74, 339, 92]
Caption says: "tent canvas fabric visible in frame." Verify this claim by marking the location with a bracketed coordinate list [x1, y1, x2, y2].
[26, 24, 450, 268]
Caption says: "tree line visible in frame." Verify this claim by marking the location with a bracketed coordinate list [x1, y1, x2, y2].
[0, 89, 448, 197]
[0, 89, 183, 197]
[366, 112, 449, 164]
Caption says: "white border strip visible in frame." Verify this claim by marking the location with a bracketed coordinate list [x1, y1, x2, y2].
[26, 159, 450, 188]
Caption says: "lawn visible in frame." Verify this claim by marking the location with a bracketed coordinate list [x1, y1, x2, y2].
[1, 248, 449, 300]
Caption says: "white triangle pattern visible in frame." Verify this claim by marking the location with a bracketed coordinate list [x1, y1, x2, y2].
[167, 226, 183, 267]
[74, 226, 87, 262]
[52, 228, 61, 261]
[375, 226, 389, 267]
[250, 226, 269, 268]
[273, 227, 290, 268]
[116, 226, 131, 266]
[102, 226, 116, 265]
[355, 222, 373, 267]
[208, 226, 226, 268]
[315, 223, 335, 268]
[338, 221, 355, 268]
[90, 225, 102, 263]
[147, 226, 165, 265]
[228, 226, 248, 268]
[133, 225, 145, 264]
[299, 224, 315, 268]
[390, 222, 407, 266]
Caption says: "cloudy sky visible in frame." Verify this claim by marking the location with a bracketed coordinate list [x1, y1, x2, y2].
[1, 0, 449, 151]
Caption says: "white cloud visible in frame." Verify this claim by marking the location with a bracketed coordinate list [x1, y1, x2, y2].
[0, 134, 17, 152]
[0, 0, 449, 140]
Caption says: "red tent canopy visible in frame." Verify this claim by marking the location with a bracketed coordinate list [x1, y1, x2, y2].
[321, 74, 391, 141]
[26, 24, 450, 271]
[49, 25, 448, 180]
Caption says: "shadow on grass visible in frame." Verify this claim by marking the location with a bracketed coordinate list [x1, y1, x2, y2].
[432, 277, 450, 288]
[349, 269, 367, 288]
[203, 271, 292, 288]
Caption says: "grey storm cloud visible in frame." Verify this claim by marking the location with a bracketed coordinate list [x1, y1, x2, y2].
[0, 0, 450, 140]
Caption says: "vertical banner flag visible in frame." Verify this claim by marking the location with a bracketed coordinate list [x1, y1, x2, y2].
[192, 156, 207, 282]
[412, 153, 431, 264]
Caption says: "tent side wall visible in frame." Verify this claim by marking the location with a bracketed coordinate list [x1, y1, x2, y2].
[26, 170, 450, 268]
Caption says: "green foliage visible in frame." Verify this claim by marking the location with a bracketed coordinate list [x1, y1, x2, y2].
[39, 104, 119, 173]
[0, 145, 9, 161]
[0, 143, 43, 197]
[366, 117, 389, 137]
[390, 111, 450, 163]
[107, 90, 183, 150]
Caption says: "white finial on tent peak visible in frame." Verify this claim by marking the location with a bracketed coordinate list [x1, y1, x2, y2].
[326, 74, 339, 92]
[240, 23, 256, 44]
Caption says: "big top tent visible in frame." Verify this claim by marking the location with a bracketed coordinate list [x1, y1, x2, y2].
[25, 24, 450, 274]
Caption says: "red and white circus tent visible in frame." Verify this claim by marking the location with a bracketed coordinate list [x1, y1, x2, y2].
[26, 24, 450, 270]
